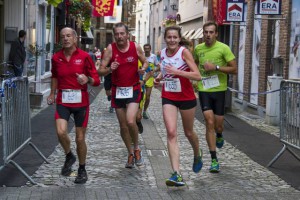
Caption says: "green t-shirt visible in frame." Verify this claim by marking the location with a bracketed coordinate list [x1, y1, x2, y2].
[194, 41, 235, 92]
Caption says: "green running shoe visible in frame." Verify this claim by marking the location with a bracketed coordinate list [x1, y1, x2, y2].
[209, 159, 220, 173]
[165, 171, 185, 187]
[193, 149, 203, 173]
[216, 136, 224, 148]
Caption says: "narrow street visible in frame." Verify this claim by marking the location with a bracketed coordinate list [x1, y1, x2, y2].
[1, 88, 299, 199]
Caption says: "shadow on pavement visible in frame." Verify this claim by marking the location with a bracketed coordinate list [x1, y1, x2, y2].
[195, 105, 300, 191]
[0, 86, 101, 187]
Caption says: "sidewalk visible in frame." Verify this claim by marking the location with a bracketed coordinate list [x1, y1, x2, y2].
[0, 88, 300, 199]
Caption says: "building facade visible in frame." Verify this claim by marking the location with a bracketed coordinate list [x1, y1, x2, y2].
[149, 0, 178, 53]
[0, 0, 55, 98]
[135, 0, 150, 46]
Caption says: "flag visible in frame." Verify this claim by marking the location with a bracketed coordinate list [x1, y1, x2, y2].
[92, 0, 115, 17]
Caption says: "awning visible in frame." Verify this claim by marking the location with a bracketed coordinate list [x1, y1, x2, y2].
[194, 29, 203, 39]
[182, 30, 189, 37]
[81, 29, 94, 44]
[190, 28, 203, 40]
[185, 29, 195, 39]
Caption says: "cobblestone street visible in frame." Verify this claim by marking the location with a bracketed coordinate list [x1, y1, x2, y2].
[1, 88, 299, 199]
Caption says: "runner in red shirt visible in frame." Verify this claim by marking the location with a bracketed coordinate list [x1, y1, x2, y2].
[154, 26, 203, 187]
[99, 22, 148, 168]
[47, 27, 100, 184]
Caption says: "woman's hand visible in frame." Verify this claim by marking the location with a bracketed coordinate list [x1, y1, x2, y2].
[164, 65, 177, 76]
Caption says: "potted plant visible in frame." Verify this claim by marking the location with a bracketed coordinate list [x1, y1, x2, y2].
[68, 0, 92, 32]
[162, 15, 177, 27]
[47, 0, 63, 7]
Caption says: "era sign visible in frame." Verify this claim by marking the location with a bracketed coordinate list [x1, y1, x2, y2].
[258, 0, 282, 15]
[226, 1, 245, 22]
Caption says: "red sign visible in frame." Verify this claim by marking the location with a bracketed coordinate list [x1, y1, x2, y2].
[92, 0, 115, 17]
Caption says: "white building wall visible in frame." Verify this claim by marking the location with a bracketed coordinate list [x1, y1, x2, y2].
[135, 0, 150, 47]
[149, 0, 178, 53]
[178, 0, 203, 33]
[3, 0, 25, 61]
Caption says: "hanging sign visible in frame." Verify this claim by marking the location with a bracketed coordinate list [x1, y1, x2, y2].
[226, 0, 245, 22]
[257, 0, 282, 15]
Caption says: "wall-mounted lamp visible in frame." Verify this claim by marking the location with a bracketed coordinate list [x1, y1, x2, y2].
[170, 4, 178, 11]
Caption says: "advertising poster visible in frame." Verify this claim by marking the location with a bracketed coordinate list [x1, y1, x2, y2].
[289, 0, 300, 79]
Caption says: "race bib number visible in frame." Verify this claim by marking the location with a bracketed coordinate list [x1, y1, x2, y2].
[164, 78, 182, 92]
[116, 86, 133, 99]
[62, 89, 82, 103]
[202, 75, 220, 89]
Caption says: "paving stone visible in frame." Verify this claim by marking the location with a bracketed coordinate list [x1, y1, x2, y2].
[1, 88, 299, 200]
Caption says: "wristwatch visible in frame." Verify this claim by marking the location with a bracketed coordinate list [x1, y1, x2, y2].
[216, 65, 220, 71]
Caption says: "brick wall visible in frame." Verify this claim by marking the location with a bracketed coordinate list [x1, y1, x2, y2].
[258, 16, 273, 107]
[243, 0, 255, 102]
[232, 25, 240, 96]
[280, 0, 291, 79]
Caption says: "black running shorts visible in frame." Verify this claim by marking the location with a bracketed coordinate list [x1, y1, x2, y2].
[198, 91, 226, 115]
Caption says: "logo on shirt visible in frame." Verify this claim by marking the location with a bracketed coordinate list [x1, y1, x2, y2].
[126, 56, 135, 63]
[74, 59, 83, 65]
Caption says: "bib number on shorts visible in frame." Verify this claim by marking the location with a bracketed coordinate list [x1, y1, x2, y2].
[62, 89, 82, 103]
[164, 78, 182, 92]
[116, 86, 133, 99]
[202, 75, 220, 89]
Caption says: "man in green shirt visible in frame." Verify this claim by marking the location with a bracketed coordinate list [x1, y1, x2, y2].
[194, 21, 237, 173]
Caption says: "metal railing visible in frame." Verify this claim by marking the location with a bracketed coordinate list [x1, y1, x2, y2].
[268, 80, 300, 167]
[0, 62, 14, 79]
[0, 77, 49, 184]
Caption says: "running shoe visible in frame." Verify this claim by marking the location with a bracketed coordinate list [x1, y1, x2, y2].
[193, 149, 203, 173]
[74, 168, 88, 184]
[165, 171, 185, 187]
[137, 121, 143, 134]
[209, 159, 220, 173]
[216, 135, 224, 148]
[134, 148, 144, 166]
[125, 153, 135, 168]
[143, 112, 149, 119]
[61, 152, 76, 176]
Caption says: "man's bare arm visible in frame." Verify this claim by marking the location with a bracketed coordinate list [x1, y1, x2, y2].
[98, 44, 113, 76]
[136, 44, 148, 72]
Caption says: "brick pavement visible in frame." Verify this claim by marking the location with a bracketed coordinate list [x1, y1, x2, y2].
[0, 88, 299, 200]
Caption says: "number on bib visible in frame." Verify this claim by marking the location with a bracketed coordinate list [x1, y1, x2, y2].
[62, 90, 82, 103]
[116, 86, 133, 99]
[164, 78, 182, 92]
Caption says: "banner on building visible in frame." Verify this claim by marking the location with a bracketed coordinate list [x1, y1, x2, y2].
[212, 0, 227, 25]
[257, 0, 282, 15]
[226, 0, 245, 22]
[92, 0, 115, 17]
[104, 4, 122, 23]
